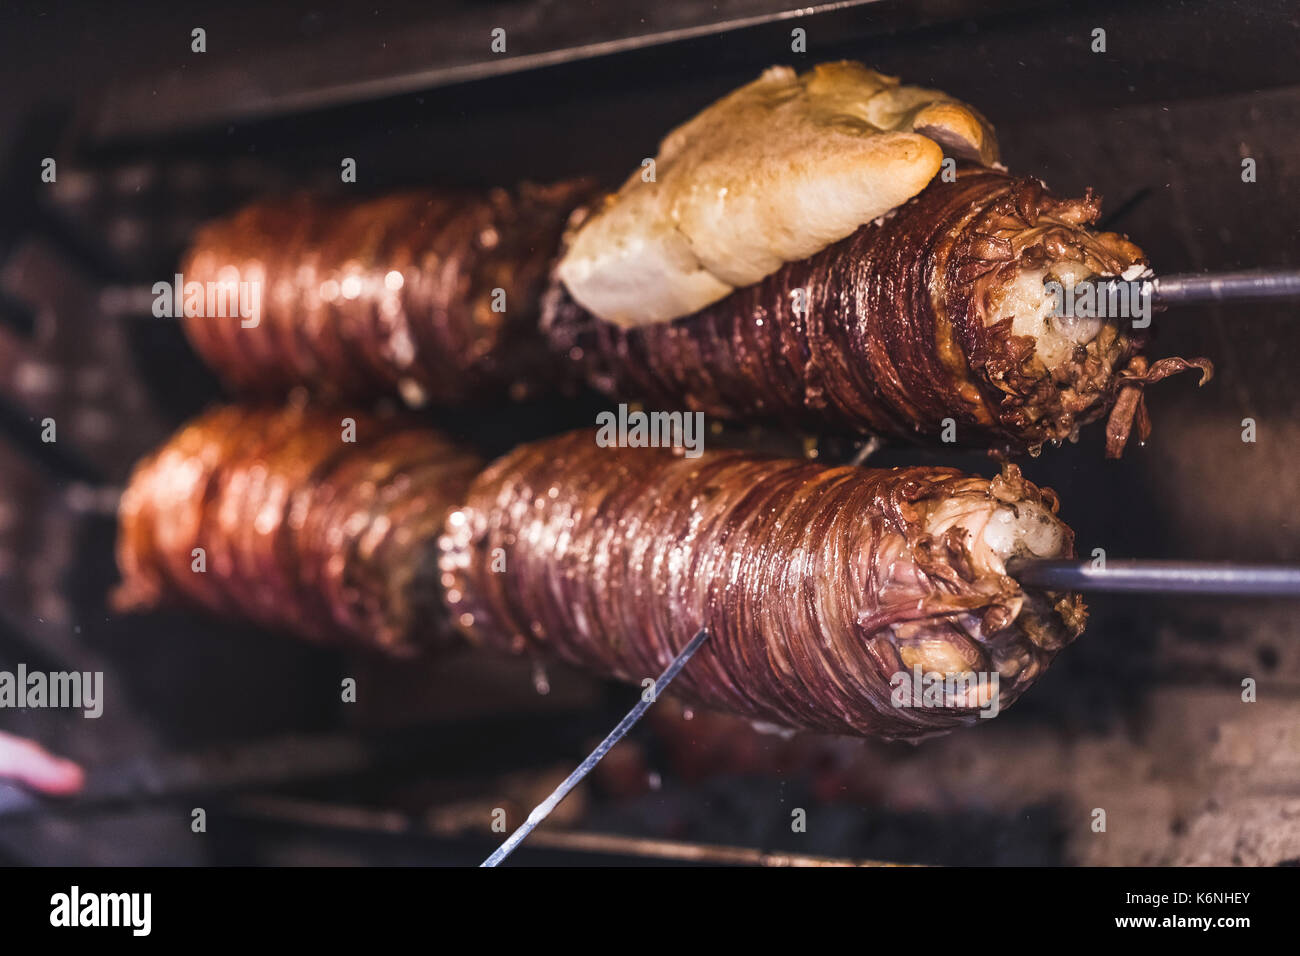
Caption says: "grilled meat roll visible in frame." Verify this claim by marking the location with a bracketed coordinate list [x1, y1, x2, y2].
[441, 430, 1086, 740]
[114, 404, 482, 653]
[545, 166, 1212, 457]
[181, 180, 589, 406]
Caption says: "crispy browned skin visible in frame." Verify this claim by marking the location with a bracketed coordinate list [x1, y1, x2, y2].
[442, 431, 1086, 740]
[181, 181, 589, 405]
[114, 405, 482, 654]
[545, 167, 1211, 457]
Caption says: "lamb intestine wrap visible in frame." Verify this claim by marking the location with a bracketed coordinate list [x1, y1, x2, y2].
[545, 167, 1212, 458]
[441, 430, 1087, 739]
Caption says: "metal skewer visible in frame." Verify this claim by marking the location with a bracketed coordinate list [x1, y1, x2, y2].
[102, 267, 1300, 324]
[481, 627, 710, 867]
[1049, 267, 1300, 323]
[1150, 268, 1300, 307]
[1008, 559, 1300, 598]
